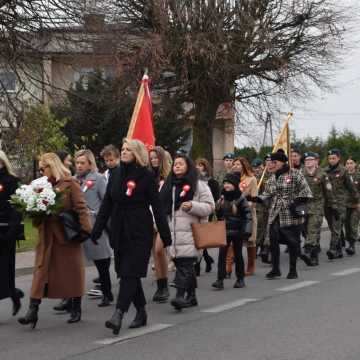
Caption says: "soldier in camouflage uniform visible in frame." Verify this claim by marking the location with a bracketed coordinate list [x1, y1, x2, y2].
[254, 150, 313, 280]
[324, 149, 360, 260]
[253, 155, 274, 264]
[301, 152, 329, 266]
[344, 157, 360, 255]
[215, 153, 234, 185]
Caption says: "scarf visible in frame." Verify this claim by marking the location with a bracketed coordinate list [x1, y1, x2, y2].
[275, 164, 290, 179]
[161, 175, 195, 215]
[221, 188, 242, 202]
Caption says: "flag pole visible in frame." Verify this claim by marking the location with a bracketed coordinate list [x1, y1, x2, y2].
[257, 112, 293, 190]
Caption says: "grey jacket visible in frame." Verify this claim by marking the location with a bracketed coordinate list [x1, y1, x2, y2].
[75, 171, 112, 261]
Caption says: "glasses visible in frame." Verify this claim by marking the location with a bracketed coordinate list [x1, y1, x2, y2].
[39, 165, 49, 173]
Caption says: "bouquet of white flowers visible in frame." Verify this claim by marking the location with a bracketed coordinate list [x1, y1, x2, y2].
[10, 176, 63, 219]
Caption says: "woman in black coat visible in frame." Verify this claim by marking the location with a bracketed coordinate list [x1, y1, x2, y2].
[91, 139, 172, 335]
[0, 150, 24, 316]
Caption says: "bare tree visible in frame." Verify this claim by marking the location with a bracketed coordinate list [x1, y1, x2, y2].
[109, 0, 354, 160]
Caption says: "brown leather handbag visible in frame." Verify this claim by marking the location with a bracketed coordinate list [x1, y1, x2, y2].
[191, 220, 227, 249]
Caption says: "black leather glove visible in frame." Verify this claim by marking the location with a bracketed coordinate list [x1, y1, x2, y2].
[90, 231, 100, 245]
[246, 195, 263, 204]
[161, 236, 172, 248]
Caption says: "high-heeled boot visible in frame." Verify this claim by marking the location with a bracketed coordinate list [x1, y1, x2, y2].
[245, 247, 256, 276]
[67, 297, 81, 324]
[129, 307, 147, 329]
[105, 309, 124, 335]
[18, 298, 40, 329]
[11, 288, 24, 316]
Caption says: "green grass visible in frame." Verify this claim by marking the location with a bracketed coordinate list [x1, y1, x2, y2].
[16, 218, 39, 253]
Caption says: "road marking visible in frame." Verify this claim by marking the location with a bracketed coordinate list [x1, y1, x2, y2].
[95, 323, 173, 345]
[276, 281, 319, 292]
[331, 268, 360, 276]
[202, 298, 260, 313]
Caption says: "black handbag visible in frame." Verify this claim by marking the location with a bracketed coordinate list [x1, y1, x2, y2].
[58, 211, 88, 244]
[290, 201, 308, 218]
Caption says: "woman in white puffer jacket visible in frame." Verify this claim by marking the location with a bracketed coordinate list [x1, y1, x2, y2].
[160, 154, 214, 310]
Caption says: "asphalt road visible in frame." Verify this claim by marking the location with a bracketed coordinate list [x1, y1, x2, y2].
[1, 229, 360, 360]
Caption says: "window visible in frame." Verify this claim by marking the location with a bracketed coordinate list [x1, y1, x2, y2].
[0, 72, 16, 92]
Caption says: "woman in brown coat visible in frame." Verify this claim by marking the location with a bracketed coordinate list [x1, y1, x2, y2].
[18, 153, 92, 329]
[230, 157, 258, 276]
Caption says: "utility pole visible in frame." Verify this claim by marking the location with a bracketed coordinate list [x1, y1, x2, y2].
[261, 112, 274, 148]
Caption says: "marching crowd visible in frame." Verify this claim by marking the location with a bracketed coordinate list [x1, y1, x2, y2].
[1, 139, 360, 336]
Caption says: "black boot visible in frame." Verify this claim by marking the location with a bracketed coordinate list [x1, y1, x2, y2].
[287, 245, 299, 279]
[212, 279, 224, 290]
[18, 298, 40, 329]
[129, 307, 147, 329]
[203, 250, 214, 273]
[185, 288, 198, 307]
[326, 248, 336, 260]
[233, 278, 245, 288]
[299, 253, 313, 267]
[153, 278, 170, 303]
[170, 288, 188, 310]
[105, 309, 124, 335]
[310, 247, 319, 266]
[287, 267, 298, 279]
[11, 288, 24, 316]
[68, 297, 81, 324]
[194, 261, 201, 277]
[53, 298, 72, 312]
[98, 292, 114, 307]
[345, 242, 356, 256]
[266, 269, 282, 279]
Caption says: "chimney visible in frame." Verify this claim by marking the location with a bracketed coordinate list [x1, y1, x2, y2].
[83, 1, 105, 32]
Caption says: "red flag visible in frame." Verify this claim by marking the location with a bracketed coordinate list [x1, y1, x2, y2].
[127, 74, 155, 150]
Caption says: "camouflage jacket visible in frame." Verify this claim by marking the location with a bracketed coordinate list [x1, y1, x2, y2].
[324, 164, 359, 210]
[261, 166, 313, 227]
[302, 167, 328, 215]
[345, 171, 360, 208]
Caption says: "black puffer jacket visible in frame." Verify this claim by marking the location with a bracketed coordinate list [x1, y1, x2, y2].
[216, 190, 253, 240]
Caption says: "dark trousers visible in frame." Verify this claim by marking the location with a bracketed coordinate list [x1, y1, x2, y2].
[173, 257, 197, 291]
[217, 237, 244, 280]
[116, 277, 146, 312]
[94, 258, 112, 298]
[269, 218, 302, 271]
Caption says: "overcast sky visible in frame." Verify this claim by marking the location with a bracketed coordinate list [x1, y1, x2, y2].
[236, 2, 360, 147]
[291, 43, 360, 140]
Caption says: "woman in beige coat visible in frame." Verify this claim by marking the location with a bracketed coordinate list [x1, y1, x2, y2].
[18, 153, 91, 329]
[230, 157, 258, 276]
[160, 154, 214, 310]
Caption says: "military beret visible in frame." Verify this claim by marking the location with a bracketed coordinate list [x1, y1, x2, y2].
[303, 152, 317, 160]
[223, 153, 235, 160]
[328, 149, 341, 157]
[251, 158, 263, 168]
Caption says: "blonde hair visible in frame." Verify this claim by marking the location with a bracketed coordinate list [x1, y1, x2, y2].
[74, 149, 98, 172]
[149, 146, 172, 180]
[122, 138, 149, 167]
[0, 150, 16, 177]
[40, 153, 71, 181]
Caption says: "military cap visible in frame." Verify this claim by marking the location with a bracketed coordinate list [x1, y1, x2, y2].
[303, 152, 317, 160]
[223, 153, 235, 160]
[251, 158, 263, 168]
[328, 149, 341, 157]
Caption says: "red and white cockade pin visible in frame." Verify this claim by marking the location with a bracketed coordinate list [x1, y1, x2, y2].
[0, 184, 4, 192]
[180, 184, 191, 198]
[83, 180, 94, 192]
[126, 181, 136, 197]
[285, 176, 292, 184]
[239, 181, 247, 192]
